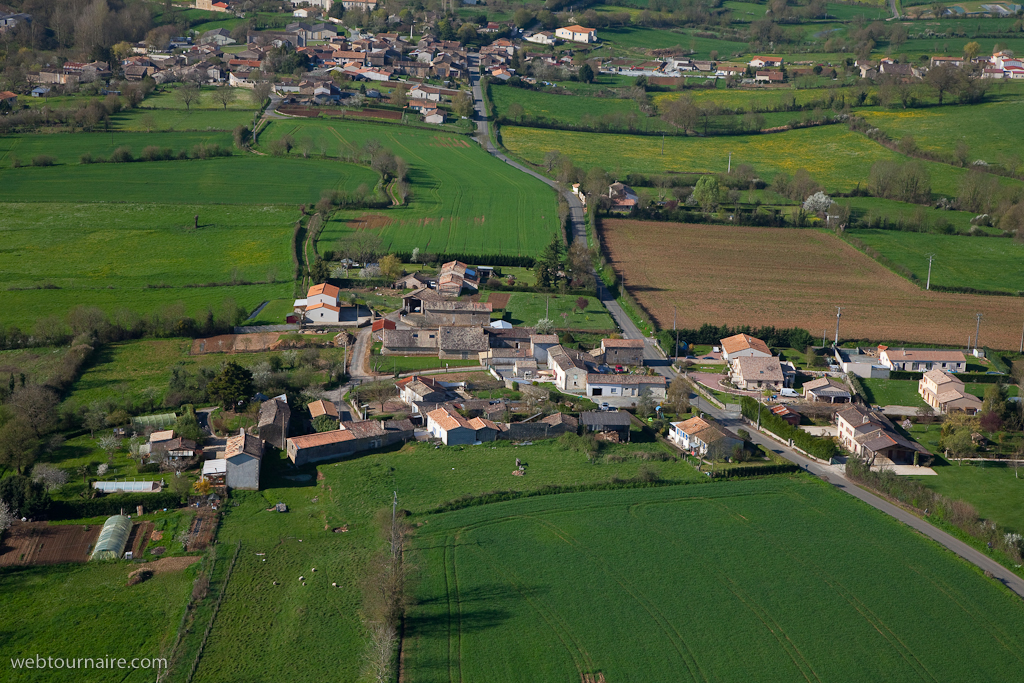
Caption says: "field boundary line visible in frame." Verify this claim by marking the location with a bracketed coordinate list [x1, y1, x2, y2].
[186, 540, 242, 683]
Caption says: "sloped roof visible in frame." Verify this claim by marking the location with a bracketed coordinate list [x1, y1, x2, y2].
[308, 282, 341, 298]
[288, 429, 356, 449]
[438, 325, 488, 352]
[721, 333, 771, 356]
[427, 405, 471, 431]
[222, 433, 263, 460]
[308, 399, 338, 418]
[602, 338, 644, 348]
[91, 515, 132, 561]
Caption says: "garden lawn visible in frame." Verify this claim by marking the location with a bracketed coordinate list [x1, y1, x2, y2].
[0, 560, 195, 683]
[371, 344, 480, 373]
[258, 117, 561, 256]
[250, 298, 298, 325]
[0, 155, 379, 204]
[848, 229, 1024, 293]
[403, 478, 1024, 682]
[188, 438, 704, 683]
[860, 377, 927, 407]
[500, 292, 616, 331]
[908, 463, 1024, 535]
[501, 124, 993, 195]
[0, 131, 235, 166]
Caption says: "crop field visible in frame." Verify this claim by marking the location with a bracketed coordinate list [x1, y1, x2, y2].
[0, 560, 195, 682]
[493, 292, 617, 331]
[0, 155, 379, 205]
[259, 118, 560, 256]
[848, 229, 1024, 293]
[501, 124, 990, 195]
[0, 202, 296, 327]
[599, 25, 747, 56]
[491, 85, 667, 130]
[189, 439, 703, 683]
[601, 220, 1024, 348]
[859, 100, 1024, 165]
[403, 478, 1024, 682]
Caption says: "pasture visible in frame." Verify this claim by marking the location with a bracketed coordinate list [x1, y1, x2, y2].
[403, 478, 1024, 682]
[258, 118, 561, 256]
[848, 229, 1024, 293]
[0, 202, 297, 328]
[600, 219, 1024, 348]
[0, 131, 235, 166]
[859, 100, 1024, 168]
[0, 560, 196, 683]
[501, 124, 988, 195]
[188, 438, 704, 682]
[0, 155, 380, 204]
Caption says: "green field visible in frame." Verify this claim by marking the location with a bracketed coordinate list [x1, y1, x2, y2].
[495, 292, 617, 331]
[249, 298, 298, 325]
[372, 343, 480, 373]
[501, 124, 994, 195]
[844, 197, 980, 232]
[850, 229, 1024, 293]
[860, 377, 928, 407]
[403, 478, 1024, 681]
[188, 438, 705, 682]
[260, 118, 560, 256]
[908, 463, 1024, 534]
[860, 99, 1024, 166]
[0, 202, 297, 328]
[0, 560, 196, 682]
[0, 131, 235, 166]
[0, 155, 379, 205]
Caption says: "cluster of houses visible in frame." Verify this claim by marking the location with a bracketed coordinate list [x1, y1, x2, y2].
[720, 333, 796, 392]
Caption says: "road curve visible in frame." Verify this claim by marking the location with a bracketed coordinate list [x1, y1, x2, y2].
[466, 56, 1024, 599]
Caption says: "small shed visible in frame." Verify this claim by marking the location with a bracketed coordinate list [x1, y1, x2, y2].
[31, 86, 51, 97]
[90, 515, 133, 561]
[580, 411, 632, 439]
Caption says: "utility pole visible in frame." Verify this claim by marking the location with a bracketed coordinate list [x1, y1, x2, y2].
[673, 305, 678, 361]
[1019, 318, 1024, 354]
[728, 152, 731, 173]
[661, 132, 664, 155]
[974, 313, 982, 351]
[834, 306, 842, 346]
[925, 253, 935, 290]
[822, 329, 827, 348]
[546, 296, 549, 319]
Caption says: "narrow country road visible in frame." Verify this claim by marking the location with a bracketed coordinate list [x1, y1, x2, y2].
[466, 55, 1024, 599]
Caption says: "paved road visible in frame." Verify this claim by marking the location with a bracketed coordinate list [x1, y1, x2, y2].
[466, 55, 1024, 598]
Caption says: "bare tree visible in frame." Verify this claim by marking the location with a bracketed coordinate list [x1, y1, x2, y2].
[363, 381, 397, 410]
[363, 623, 397, 683]
[176, 82, 200, 111]
[250, 81, 272, 106]
[212, 86, 235, 109]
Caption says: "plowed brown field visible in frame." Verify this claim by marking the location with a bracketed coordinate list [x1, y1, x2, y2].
[602, 220, 1024, 349]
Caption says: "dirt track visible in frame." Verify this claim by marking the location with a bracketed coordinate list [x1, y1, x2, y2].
[130, 555, 202, 576]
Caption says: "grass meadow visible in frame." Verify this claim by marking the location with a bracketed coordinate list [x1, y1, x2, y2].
[403, 478, 1024, 682]
[860, 377, 928, 407]
[0, 560, 196, 683]
[859, 99, 1024, 166]
[186, 438, 705, 683]
[0, 155, 379, 204]
[849, 229, 1024, 293]
[500, 124, 998, 195]
[260, 118, 560, 256]
[0, 131, 235, 166]
[0, 202, 297, 328]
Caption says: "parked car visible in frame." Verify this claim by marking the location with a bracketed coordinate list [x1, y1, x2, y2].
[615, 365, 624, 373]
[600, 402, 611, 411]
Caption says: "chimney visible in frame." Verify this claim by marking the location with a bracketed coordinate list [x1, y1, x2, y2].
[239, 428, 245, 436]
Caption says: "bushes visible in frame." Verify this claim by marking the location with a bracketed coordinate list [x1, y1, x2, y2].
[31, 155, 56, 166]
[669, 324, 814, 350]
[110, 146, 134, 163]
[741, 397, 839, 460]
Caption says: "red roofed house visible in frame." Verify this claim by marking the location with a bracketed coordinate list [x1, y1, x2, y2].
[720, 333, 772, 362]
[426, 405, 499, 445]
[0, 91, 17, 108]
[754, 70, 784, 83]
[286, 418, 414, 465]
[555, 25, 597, 43]
[608, 182, 638, 212]
[304, 282, 343, 324]
[372, 318, 397, 341]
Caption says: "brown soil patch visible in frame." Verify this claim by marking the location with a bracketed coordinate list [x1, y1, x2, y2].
[602, 219, 1024, 349]
[278, 106, 321, 117]
[485, 292, 511, 310]
[191, 332, 282, 354]
[0, 522, 99, 566]
[349, 214, 394, 231]
[185, 508, 220, 552]
[131, 555, 202, 575]
[128, 521, 154, 558]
